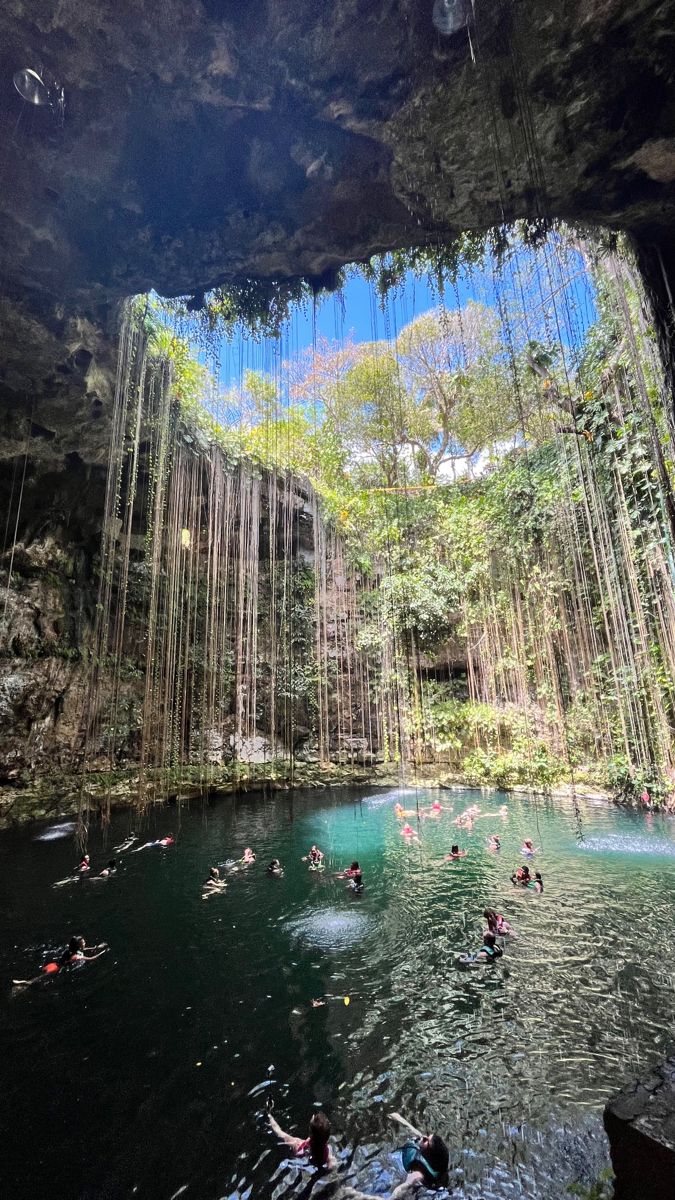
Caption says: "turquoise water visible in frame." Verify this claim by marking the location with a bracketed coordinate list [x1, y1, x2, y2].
[1, 786, 675, 1199]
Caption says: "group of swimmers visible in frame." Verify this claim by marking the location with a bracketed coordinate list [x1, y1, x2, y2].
[202, 844, 365, 899]
[268, 1108, 450, 1195]
[393, 797, 545, 967]
[11, 831, 177, 984]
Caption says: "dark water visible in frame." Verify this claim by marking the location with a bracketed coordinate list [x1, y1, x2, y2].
[2, 786, 675, 1200]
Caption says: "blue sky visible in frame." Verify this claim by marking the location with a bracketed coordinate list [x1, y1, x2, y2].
[208, 239, 598, 395]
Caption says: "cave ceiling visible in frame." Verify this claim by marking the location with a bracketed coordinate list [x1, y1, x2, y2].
[1, 0, 675, 401]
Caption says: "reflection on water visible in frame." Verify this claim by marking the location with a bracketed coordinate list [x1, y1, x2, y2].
[1, 788, 675, 1200]
[287, 908, 372, 950]
[33, 820, 77, 840]
[581, 833, 675, 856]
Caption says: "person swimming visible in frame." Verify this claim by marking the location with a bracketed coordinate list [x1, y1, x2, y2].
[473, 931, 503, 962]
[400, 823, 419, 840]
[422, 798, 444, 819]
[132, 834, 175, 852]
[484, 908, 513, 936]
[268, 1109, 335, 1170]
[347, 865, 364, 894]
[241, 847, 256, 865]
[487, 834, 501, 851]
[113, 832, 137, 853]
[445, 844, 467, 860]
[521, 838, 539, 856]
[394, 802, 416, 819]
[76, 854, 90, 873]
[303, 845, 325, 866]
[202, 866, 227, 898]
[12, 936, 108, 987]
[528, 871, 544, 893]
[98, 859, 117, 877]
[511, 864, 531, 886]
[267, 858, 284, 876]
[390, 1114, 449, 1191]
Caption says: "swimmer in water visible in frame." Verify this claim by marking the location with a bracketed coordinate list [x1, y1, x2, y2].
[347, 865, 364, 893]
[202, 866, 227, 898]
[267, 858, 284, 876]
[12, 936, 108, 987]
[268, 1110, 335, 1169]
[389, 1114, 449, 1194]
[303, 845, 325, 865]
[487, 834, 501, 851]
[521, 838, 539, 856]
[98, 859, 117, 877]
[76, 854, 90, 873]
[484, 908, 514, 936]
[241, 847, 256, 865]
[113, 832, 137, 853]
[444, 844, 467, 860]
[400, 823, 419, 840]
[336, 860, 360, 878]
[133, 834, 175, 851]
[422, 798, 445, 819]
[472, 931, 503, 962]
[528, 871, 544, 893]
[511, 864, 531, 886]
[394, 803, 416, 819]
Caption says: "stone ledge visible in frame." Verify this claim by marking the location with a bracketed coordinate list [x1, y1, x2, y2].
[604, 1057, 675, 1200]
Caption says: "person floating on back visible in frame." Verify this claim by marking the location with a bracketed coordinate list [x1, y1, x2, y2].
[113, 832, 137, 853]
[268, 1109, 335, 1169]
[132, 834, 175, 852]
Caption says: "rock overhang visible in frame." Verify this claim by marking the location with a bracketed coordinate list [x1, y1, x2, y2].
[0, 0, 674, 391]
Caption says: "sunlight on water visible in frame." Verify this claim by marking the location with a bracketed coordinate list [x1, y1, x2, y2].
[286, 907, 372, 950]
[1, 787, 675, 1200]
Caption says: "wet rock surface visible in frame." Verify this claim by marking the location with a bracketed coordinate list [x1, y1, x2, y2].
[604, 1058, 675, 1200]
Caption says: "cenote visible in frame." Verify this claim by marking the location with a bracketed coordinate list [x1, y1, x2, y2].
[2, 787, 675, 1200]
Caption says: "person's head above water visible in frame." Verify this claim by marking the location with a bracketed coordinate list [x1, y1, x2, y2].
[451, 844, 459, 855]
[68, 935, 85, 955]
[350, 861, 360, 871]
[405, 1133, 449, 1185]
[210, 867, 220, 879]
[308, 1111, 331, 1162]
[484, 908, 497, 926]
[484, 932, 497, 948]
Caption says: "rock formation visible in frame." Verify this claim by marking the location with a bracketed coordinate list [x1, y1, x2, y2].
[1, 0, 675, 393]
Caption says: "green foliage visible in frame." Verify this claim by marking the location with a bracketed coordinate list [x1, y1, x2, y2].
[567, 1168, 614, 1199]
[462, 740, 565, 791]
